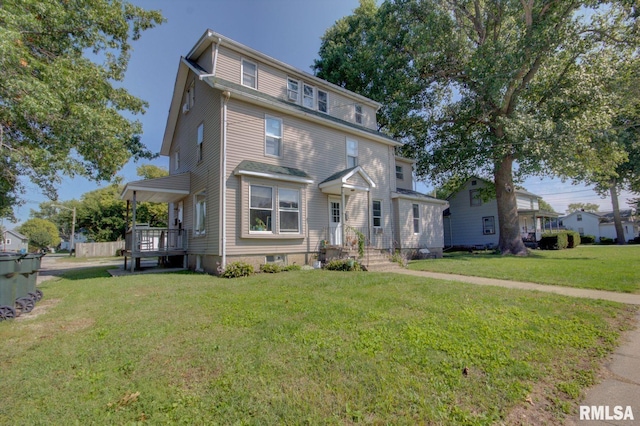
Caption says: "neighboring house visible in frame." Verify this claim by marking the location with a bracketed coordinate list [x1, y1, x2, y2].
[443, 177, 559, 249]
[560, 210, 638, 242]
[120, 29, 448, 273]
[1, 229, 28, 253]
[59, 232, 89, 251]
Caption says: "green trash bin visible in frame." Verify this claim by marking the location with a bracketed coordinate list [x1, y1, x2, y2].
[14, 255, 36, 315]
[0, 252, 20, 320]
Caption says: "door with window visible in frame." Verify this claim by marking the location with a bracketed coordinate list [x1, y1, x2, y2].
[329, 198, 342, 245]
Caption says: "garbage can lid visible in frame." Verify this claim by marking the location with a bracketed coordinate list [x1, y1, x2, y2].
[0, 252, 21, 258]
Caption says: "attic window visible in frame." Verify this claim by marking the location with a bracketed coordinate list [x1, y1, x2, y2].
[471, 180, 477, 186]
[355, 104, 363, 124]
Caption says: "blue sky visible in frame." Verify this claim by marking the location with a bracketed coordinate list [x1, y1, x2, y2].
[12, 0, 635, 225]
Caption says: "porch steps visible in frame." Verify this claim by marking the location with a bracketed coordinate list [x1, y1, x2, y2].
[347, 248, 402, 272]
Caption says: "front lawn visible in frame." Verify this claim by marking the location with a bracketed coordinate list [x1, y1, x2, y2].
[0, 269, 636, 424]
[408, 245, 640, 293]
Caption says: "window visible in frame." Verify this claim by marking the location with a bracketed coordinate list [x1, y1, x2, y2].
[194, 191, 206, 236]
[174, 151, 180, 171]
[396, 165, 404, 180]
[412, 204, 420, 234]
[372, 200, 382, 227]
[355, 104, 363, 124]
[470, 189, 481, 206]
[303, 83, 314, 109]
[4, 239, 11, 245]
[188, 80, 195, 108]
[483, 216, 495, 235]
[279, 188, 299, 233]
[287, 78, 299, 101]
[197, 123, 204, 161]
[346, 138, 358, 168]
[250, 185, 273, 232]
[265, 255, 285, 264]
[241, 59, 257, 88]
[265, 116, 282, 157]
[578, 227, 585, 236]
[317, 90, 328, 113]
[577, 214, 583, 222]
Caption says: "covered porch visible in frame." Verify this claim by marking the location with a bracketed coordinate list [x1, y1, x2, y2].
[120, 173, 191, 272]
[519, 209, 562, 244]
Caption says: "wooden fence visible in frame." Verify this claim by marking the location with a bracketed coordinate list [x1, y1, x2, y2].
[75, 241, 124, 258]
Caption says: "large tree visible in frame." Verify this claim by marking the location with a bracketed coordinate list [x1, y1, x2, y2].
[314, 0, 638, 255]
[18, 218, 60, 250]
[0, 0, 164, 219]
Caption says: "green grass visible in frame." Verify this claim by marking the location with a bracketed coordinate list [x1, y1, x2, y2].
[408, 245, 640, 293]
[0, 269, 636, 424]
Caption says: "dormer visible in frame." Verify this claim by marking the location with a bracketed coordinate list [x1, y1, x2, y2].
[394, 156, 414, 191]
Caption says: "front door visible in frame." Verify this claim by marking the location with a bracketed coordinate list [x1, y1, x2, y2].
[329, 198, 342, 246]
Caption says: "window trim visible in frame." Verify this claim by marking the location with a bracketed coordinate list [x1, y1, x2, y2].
[247, 183, 303, 237]
[197, 122, 204, 162]
[241, 58, 257, 89]
[317, 89, 328, 113]
[412, 204, 420, 234]
[250, 185, 274, 234]
[302, 83, 315, 109]
[264, 115, 283, 158]
[278, 188, 300, 233]
[346, 138, 358, 168]
[355, 104, 363, 124]
[194, 190, 206, 237]
[395, 165, 404, 180]
[287, 78, 299, 102]
[482, 216, 496, 235]
[372, 200, 382, 228]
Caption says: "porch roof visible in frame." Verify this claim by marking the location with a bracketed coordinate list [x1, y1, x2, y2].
[318, 166, 376, 195]
[233, 160, 313, 184]
[120, 172, 191, 203]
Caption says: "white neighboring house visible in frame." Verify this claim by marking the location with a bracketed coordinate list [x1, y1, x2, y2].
[560, 210, 638, 242]
[1, 229, 29, 253]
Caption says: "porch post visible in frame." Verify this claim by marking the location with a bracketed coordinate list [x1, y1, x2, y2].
[131, 190, 137, 273]
[367, 190, 372, 245]
[341, 186, 346, 247]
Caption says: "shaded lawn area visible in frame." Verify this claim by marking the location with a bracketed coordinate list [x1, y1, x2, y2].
[408, 245, 640, 293]
[0, 269, 636, 425]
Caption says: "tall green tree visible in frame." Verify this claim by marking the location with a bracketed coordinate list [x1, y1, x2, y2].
[314, 0, 638, 255]
[0, 0, 164, 219]
[567, 203, 600, 213]
[18, 218, 60, 250]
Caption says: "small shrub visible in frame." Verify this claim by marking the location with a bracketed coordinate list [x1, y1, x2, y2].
[539, 232, 568, 250]
[581, 235, 596, 244]
[260, 263, 282, 273]
[391, 251, 408, 267]
[283, 264, 301, 272]
[324, 258, 362, 271]
[566, 230, 581, 248]
[599, 237, 616, 245]
[221, 261, 254, 278]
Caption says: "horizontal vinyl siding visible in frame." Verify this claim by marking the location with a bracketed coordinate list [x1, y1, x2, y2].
[395, 199, 444, 249]
[448, 180, 499, 247]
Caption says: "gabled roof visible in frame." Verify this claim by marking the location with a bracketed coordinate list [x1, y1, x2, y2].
[233, 160, 313, 184]
[3, 229, 27, 240]
[319, 166, 376, 195]
[446, 176, 542, 200]
[392, 188, 448, 206]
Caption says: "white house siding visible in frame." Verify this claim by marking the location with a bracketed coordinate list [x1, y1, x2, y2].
[561, 212, 601, 239]
[394, 158, 414, 191]
[393, 198, 445, 255]
[516, 193, 538, 210]
[447, 179, 500, 247]
[599, 222, 638, 242]
[222, 97, 394, 259]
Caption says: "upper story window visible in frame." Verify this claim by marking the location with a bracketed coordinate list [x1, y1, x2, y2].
[188, 80, 195, 108]
[577, 213, 583, 222]
[197, 122, 204, 162]
[412, 204, 420, 234]
[470, 189, 481, 206]
[372, 200, 382, 227]
[303, 83, 314, 109]
[355, 104, 363, 124]
[287, 78, 299, 102]
[265, 116, 282, 157]
[346, 138, 358, 168]
[242, 59, 257, 89]
[174, 151, 180, 171]
[396, 165, 404, 180]
[318, 90, 328, 113]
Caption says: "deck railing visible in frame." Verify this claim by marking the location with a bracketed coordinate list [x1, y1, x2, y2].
[125, 228, 188, 253]
[322, 226, 394, 251]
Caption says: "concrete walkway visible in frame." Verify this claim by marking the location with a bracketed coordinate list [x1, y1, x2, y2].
[394, 269, 640, 425]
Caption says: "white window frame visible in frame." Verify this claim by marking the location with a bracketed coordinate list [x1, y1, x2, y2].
[194, 191, 206, 236]
[355, 104, 363, 124]
[372, 200, 382, 228]
[4, 238, 11, 245]
[287, 78, 299, 102]
[265, 115, 283, 158]
[302, 83, 315, 109]
[241, 58, 257, 89]
[278, 188, 300, 233]
[317, 89, 328, 113]
[250, 185, 274, 233]
[197, 122, 204, 162]
[396, 165, 404, 180]
[483, 216, 495, 235]
[174, 150, 180, 171]
[412, 204, 420, 234]
[346, 138, 358, 168]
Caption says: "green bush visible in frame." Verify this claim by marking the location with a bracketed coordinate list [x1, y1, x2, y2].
[539, 232, 569, 250]
[283, 264, 301, 272]
[324, 258, 362, 271]
[599, 237, 616, 245]
[221, 261, 254, 278]
[581, 235, 596, 244]
[566, 230, 581, 248]
[260, 263, 282, 273]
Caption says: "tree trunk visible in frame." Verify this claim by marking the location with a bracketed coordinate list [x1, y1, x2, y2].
[495, 155, 528, 255]
[609, 179, 627, 245]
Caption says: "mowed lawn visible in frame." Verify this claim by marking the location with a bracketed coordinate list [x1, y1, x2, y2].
[1, 268, 636, 424]
[409, 245, 640, 293]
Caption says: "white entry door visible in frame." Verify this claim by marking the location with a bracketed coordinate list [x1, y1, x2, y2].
[329, 198, 342, 246]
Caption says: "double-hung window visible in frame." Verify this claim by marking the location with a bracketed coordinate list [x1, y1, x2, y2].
[346, 138, 358, 168]
[197, 123, 204, 162]
[250, 185, 273, 232]
[303, 83, 314, 109]
[265, 116, 282, 157]
[317, 90, 328, 113]
[483, 216, 495, 235]
[355, 104, 363, 124]
[412, 204, 420, 234]
[242, 59, 257, 88]
[287, 78, 299, 102]
[396, 165, 404, 180]
[372, 200, 382, 228]
[194, 191, 206, 236]
[278, 188, 300, 233]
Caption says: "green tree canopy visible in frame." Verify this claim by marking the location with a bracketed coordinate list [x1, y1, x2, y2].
[567, 202, 600, 213]
[314, 0, 638, 254]
[0, 0, 164, 219]
[18, 218, 60, 250]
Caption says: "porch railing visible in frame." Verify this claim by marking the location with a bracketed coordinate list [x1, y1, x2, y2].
[125, 228, 188, 253]
[322, 226, 394, 251]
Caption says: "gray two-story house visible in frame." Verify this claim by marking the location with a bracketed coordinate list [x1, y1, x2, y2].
[121, 30, 448, 273]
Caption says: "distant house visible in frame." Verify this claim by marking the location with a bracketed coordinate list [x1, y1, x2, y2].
[443, 177, 559, 249]
[1, 229, 28, 253]
[560, 210, 638, 242]
[59, 232, 89, 251]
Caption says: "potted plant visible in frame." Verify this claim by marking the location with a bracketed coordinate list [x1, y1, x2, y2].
[253, 217, 267, 231]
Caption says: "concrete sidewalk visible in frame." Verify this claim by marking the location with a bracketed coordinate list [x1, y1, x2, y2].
[393, 269, 640, 425]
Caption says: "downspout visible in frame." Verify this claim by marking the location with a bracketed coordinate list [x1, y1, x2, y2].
[212, 37, 221, 75]
[221, 90, 231, 268]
